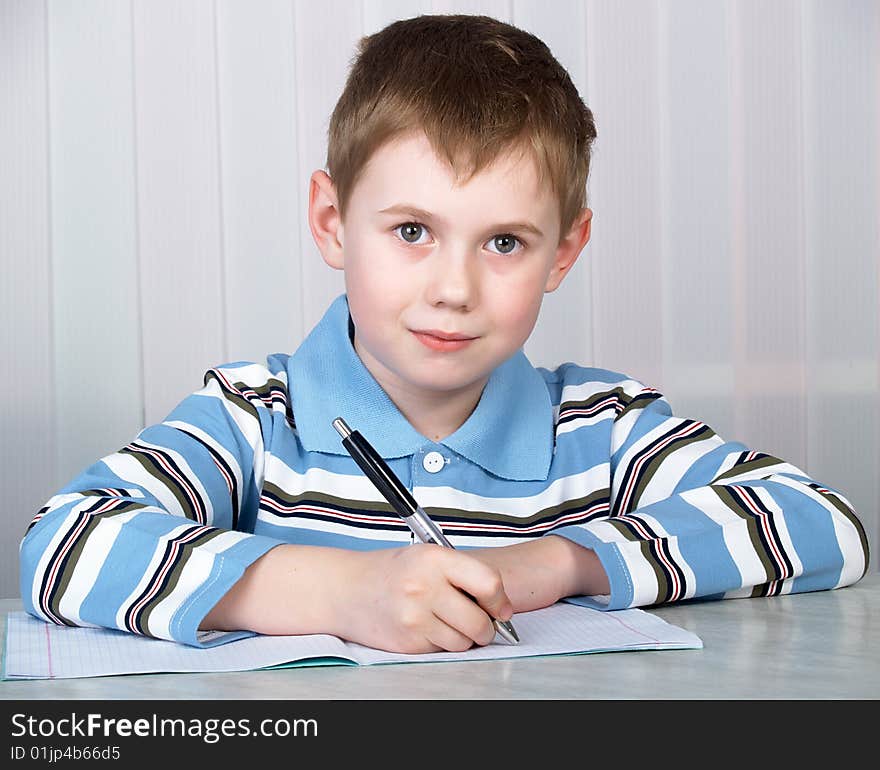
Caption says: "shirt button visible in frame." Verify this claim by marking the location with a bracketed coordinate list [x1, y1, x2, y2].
[422, 451, 446, 473]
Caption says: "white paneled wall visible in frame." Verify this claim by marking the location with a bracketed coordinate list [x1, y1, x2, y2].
[1, 0, 877, 599]
[1, 0, 53, 602]
[48, 0, 144, 497]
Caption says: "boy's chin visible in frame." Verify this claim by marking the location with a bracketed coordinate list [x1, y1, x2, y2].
[403, 368, 493, 396]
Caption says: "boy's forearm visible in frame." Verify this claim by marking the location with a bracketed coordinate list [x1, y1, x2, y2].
[200, 544, 353, 636]
[201, 536, 610, 637]
[470, 535, 609, 613]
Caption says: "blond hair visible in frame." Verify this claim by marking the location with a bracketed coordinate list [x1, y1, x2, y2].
[327, 14, 597, 236]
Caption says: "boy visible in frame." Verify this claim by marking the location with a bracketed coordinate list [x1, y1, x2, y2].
[20, 15, 869, 654]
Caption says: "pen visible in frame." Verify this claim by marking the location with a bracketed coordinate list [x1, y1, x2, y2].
[332, 417, 520, 645]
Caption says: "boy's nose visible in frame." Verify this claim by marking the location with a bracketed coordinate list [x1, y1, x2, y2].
[423, 248, 478, 310]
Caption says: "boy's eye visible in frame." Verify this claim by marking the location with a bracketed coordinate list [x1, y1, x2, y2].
[393, 223, 522, 254]
[395, 222, 428, 244]
[486, 234, 522, 255]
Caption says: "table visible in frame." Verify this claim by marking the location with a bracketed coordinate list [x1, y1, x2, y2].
[2, 574, 878, 699]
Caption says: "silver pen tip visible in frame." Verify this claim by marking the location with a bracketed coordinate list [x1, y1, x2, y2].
[332, 418, 351, 439]
[496, 619, 520, 644]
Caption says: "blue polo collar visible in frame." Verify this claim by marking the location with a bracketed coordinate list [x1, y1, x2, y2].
[287, 294, 554, 481]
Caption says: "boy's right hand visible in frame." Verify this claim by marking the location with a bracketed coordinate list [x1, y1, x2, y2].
[336, 544, 514, 654]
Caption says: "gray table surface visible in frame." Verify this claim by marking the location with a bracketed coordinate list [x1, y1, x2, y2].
[2, 574, 878, 699]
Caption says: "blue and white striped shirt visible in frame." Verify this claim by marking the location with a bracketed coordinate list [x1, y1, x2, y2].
[20, 294, 870, 646]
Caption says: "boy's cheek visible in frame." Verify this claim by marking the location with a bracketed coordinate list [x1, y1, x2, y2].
[504, 293, 547, 344]
[348, 263, 409, 307]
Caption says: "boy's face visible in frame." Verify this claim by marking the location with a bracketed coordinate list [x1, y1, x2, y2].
[309, 131, 591, 409]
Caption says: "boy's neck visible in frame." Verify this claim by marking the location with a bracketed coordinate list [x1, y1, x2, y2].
[387, 381, 485, 443]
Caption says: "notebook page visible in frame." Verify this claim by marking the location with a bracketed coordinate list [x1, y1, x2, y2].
[4, 603, 701, 680]
[344, 602, 703, 664]
[3, 612, 354, 679]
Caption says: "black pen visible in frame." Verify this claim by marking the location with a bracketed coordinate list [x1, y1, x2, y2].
[332, 417, 519, 645]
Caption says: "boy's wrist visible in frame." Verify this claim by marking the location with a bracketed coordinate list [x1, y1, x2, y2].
[544, 534, 610, 599]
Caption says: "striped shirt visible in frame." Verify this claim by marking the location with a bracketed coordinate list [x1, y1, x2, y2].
[20, 294, 870, 646]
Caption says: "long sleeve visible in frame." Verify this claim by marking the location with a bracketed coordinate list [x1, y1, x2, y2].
[19, 364, 288, 646]
[553, 383, 870, 610]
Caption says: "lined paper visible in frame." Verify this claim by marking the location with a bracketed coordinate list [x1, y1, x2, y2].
[3, 603, 702, 680]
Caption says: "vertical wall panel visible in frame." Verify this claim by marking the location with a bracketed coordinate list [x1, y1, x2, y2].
[584, 0, 664, 388]
[655, 0, 737, 440]
[515, 0, 594, 370]
[292, 0, 361, 336]
[48, 0, 143, 484]
[429, 0, 509, 15]
[216, 0, 303, 363]
[802, 0, 879, 563]
[0, 0, 54, 598]
[132, 0, 226, 424]
[728, 0, 807, 466]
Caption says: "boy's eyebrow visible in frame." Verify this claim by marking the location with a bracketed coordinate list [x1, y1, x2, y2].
[378, 204, 545, 238]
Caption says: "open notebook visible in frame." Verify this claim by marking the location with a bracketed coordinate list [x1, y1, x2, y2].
[3, 602, 702, 680]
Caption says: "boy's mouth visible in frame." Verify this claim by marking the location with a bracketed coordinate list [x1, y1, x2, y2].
[410, 329, 478, 352]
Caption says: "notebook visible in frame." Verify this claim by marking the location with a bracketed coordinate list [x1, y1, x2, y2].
[3, 602, 702, 680]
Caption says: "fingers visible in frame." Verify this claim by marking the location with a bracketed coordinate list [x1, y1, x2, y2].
[440, 548, 514, 627]
[424, 545, 512, 649]
[424, 618, 481, 653]
[370, 544, 513, 654]
[390, 599, 485, 654]
[431, 588, 497, 649]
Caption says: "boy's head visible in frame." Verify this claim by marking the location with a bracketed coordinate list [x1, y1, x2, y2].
[308, 15, 597, 435]
[326, 14, 596, 238]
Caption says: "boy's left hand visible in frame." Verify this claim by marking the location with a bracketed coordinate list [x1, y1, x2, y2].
[469, 535, 609, 613]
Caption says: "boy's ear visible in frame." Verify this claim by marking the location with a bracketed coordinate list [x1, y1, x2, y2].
[545, 207, 592, 293]
[308, 170, 345, 270]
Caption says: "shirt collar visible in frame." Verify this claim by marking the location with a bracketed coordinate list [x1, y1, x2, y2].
[288, 294, 554, 481]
